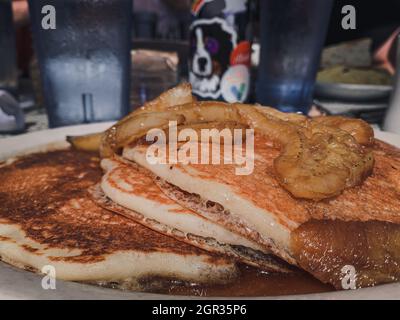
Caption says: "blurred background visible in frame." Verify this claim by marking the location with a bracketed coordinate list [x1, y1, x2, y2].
[1, 0, 400, 135]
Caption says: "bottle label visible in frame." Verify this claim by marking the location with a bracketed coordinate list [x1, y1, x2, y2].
[189, 0, 250, 103]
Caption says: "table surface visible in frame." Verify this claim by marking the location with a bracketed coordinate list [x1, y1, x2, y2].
[0, 108, 48, 139]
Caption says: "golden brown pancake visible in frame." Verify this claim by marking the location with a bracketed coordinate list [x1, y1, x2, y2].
[89, 157, 291, 272]
[309, 139, 400, 223]
[0, 149, 238, 289]
[124, 134, 400, 288]
[124, 135, 310, 263]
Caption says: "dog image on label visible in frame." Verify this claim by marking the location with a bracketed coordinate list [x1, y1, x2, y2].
[189, 17, 236, 99]
[189, 0, 250, 102]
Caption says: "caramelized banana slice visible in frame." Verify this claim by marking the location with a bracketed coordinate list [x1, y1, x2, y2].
[167, 121, 249, 143]
[274, 120, 374, 200]
[255, 105, 307, 124]
[313, 116, 374, 146]
[67, 132, 102, 152]
[128, 82, 194, 117]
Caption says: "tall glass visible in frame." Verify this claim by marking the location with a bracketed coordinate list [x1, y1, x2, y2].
[256, 0, 333, 113]
[29, 0, 133, 127]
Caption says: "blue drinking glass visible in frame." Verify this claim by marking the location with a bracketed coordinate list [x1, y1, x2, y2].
[256, 0, 333, 113]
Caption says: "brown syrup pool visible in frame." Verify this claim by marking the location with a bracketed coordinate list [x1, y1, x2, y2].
[137, 264, 334, 297]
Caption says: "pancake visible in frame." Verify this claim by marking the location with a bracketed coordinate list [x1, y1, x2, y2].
[124, 135, 400, 288]
[90, 157, 290, 272]
[124, 135, 307, 263]
[0, 149, 238, 290]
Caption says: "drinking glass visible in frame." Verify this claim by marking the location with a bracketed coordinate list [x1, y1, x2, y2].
[29, 0, 133, 127]
[256, 0, 333, 113]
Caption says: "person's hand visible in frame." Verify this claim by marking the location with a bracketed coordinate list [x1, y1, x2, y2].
[373, 27, 400, 75]
[12, 0, 29, 27]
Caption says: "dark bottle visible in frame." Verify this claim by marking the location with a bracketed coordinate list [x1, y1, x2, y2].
[189, 0, 252, 103]
[29, 0, 133, 127]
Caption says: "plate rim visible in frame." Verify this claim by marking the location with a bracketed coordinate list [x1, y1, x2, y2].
[316, 81, 392, 91]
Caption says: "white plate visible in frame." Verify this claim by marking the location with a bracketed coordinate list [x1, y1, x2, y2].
[1, 122, 400, 300]
[315, 81, 392, 101]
